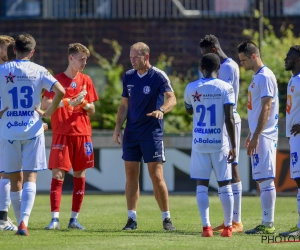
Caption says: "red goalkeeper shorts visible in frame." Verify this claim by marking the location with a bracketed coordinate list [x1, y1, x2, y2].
[48, 134, 94, 172]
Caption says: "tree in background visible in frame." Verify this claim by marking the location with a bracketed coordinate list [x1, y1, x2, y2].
[239, 16, 300, 118]
[155, 54, 194, 133]
[88, 38, 123, 129]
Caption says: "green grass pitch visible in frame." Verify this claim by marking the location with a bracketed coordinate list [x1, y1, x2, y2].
[1, 195, 300, 250]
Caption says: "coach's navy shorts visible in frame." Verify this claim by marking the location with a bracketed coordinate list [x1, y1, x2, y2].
[122, 138, 166, 163]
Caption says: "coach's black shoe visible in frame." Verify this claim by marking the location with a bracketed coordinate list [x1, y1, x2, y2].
[163, 218, 176, 231]
[122, 217, 137, 230]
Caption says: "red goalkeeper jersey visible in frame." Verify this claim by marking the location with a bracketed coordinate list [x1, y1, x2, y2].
[43, 72, 99, 136]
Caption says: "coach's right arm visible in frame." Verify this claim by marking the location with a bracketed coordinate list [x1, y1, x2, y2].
[113, 97, 129, 145]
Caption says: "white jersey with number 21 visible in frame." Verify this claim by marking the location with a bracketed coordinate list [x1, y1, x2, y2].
[184, 77, 235, 153]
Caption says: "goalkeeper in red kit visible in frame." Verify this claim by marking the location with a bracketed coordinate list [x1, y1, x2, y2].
[42, 43, 98, 230]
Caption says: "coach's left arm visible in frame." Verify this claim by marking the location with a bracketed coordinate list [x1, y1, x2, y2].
[161, 91, 177, 114]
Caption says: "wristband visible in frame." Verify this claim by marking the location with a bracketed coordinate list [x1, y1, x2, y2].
[80, 99, 88, 107]
[63, 98, 69, 107]
[83, 103, 91, 110]
[80, 99, 90, 110]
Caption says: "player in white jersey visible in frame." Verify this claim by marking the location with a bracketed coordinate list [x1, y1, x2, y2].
[237, 41, 278, 234]
[0, 34, 65, 236]
[184, 53, 236, 237]
[279, 45, 300, 237]
[199, 34, 243, 233]
[0, 35, 18, 231]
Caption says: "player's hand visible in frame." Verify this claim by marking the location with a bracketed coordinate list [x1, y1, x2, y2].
[146, 110, 164, 119]
[76, 90, 87, 100]
[69, 97, 84, 107]
[290, 124, 300, 136]
[227, 148, 236, 163]
[35, 108, 47, 118]
[113, 129, 123, 145]
[0, 107, 8, 118]
[43, 123, 48, 131]
[247, 136, 259, 156]
[245, 134, 251, 148]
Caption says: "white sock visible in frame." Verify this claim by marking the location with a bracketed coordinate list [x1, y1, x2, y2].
[20, 182, 36, 227]
[196, 185, 210, 227]
[128, 210, 137, 221]
[162, 211, 170, 221]
[219, 185, 233, 227]
[259, 179, 276, 225]
[0, 179, 11, 212]
[231, 182, 242, 223]
[71, 211, 79, 219]
[52, 212, 59, 219]
[10, 190, 22, 225]
[297, 189, 300, 229]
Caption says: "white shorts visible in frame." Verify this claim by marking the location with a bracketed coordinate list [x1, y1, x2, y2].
[228, 121, 241, 165]
[289, 135, 300, 179]
[2, 133, 47, 173]
[190, 149, 232, 182]
[0, 136, 4, 173]
[250, 135, 277, 181]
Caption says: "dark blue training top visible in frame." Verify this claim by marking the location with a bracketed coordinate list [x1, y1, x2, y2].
[122, 66, 173, 140]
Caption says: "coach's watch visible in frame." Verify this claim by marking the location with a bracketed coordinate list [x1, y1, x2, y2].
[159, 107, 165, 113]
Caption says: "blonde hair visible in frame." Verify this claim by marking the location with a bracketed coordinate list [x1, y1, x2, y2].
[0, 35, 14, 46]
[68, 43, 90, 57]
[130, 42, 150, 55]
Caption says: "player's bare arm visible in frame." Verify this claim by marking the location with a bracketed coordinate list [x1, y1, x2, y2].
[245, 131, 251, 148]
[0, 107, 8, 118]
[41, 96, 52, 110]
[113, 97, 129, 145]
[146, 91, 177, 119]
[81, 102, 95, 115]
[36, 82, 65, 118]
[224, 103, 236, 163]
[247, 96, 272, 156]
[185, 107, 193, 115]
[291, 123, 300, 136]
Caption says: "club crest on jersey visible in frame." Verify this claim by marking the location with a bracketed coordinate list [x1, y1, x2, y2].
[291, 152, 298, 167]
[143, 86, 151, 94]
[84, 142, 93, 156]
[192, 91, 202, 102]
[71, 82, 77, 88]
[251, 82, 255, 88]
[291, 86, 295, 92]
[5, 72, 16, 83]
[252, 154, 259, 167]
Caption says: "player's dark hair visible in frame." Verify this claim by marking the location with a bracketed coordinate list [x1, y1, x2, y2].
[237, 40, 260, 58]
[290, 45, 300, 56]
[201, 53, 220, 72]
[15, 34, 36, 53]
[199, 34, 220, 49]
[68, 43, 90, 57]
[7, 41, 16, 61]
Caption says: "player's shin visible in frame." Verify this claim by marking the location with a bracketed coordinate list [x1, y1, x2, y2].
[72, 177, 85, 216]
[219, 185, 233, 227]
[20, 182, 36, 227]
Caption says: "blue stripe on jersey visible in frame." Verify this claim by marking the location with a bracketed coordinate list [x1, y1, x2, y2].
[261, 95, 273, 99]
[49, 81, 58, 92]
[185, 102, 193, 110]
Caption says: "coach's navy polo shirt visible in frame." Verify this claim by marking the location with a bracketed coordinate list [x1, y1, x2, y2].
[122, 66, 173, 141]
